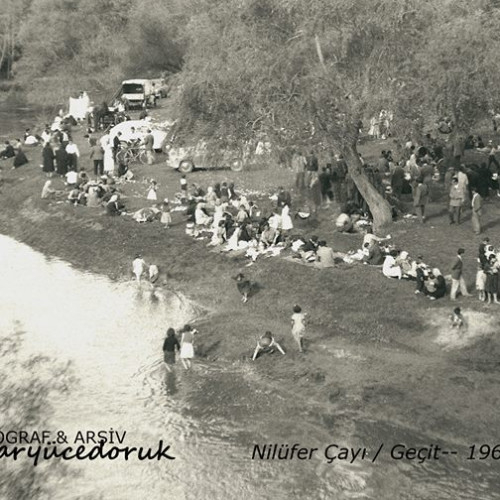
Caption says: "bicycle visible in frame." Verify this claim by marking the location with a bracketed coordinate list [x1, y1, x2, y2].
[116, 141, 148, 165]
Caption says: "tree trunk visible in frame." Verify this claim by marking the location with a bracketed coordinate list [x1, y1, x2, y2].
[342, 144, 393, 231]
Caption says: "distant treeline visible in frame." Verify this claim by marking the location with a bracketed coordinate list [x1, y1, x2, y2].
[0, 0, 187, 103]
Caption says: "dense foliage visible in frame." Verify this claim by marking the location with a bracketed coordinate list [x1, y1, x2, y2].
[3, 0, 500, 225]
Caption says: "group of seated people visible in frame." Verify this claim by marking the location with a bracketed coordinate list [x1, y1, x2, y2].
[0, 139, 29, 168]
[41, 171, 126, 216]
[179, 181, 352, 268]
[346, 228, 447, 300]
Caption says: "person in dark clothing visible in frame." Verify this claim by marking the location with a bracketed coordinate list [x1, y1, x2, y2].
[0, 141, 15, 159]
[476, 163, 491, 198]
[55, 146, 69, 176]
[13, 148, 28, 168]
[42, 143, 55, 175]
[305, 150, 319, 187]
[478, 237, 490, 268]
[277, 186, 292, 208]
[391, 162, 405, 198]
[112, 132, 122, 161]
[319, 166, 333, 203]
[163, 328, 181, 372]
[424, 268, 446, 300]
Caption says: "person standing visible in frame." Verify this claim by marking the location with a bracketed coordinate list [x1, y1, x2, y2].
[457, 165, 470, 206]
[413, 177, 429, 223]
[112, 131, 122, 161]
[305, 150, 319, 188]
[65, 140, 80, 171]
[335, 154, 348, 204]
[391, 161, 405, 198]
[162, 328, 180, 372]
[179, 325, 197, 370]
[292, 150, 306, 190]
[450, 248, 471, 300]
[144, 129, 155, 165]
[448, 177, 463, 224]
[89, 139, 104, 177]
[54, 144, 69, 176]
[471, 187, 483, 235]
[291, 305, 306, 353]
[132, 254, 146, 283]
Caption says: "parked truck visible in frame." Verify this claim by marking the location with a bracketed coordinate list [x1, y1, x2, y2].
[120, 79, 155, 108]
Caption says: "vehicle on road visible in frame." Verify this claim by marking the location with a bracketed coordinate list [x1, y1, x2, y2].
[121, 79, 155, 108]
[165, 140, 271, 173]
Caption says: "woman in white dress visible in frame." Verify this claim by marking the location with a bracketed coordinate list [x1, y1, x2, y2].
[281, 204, 293, 235]
[100, 132, 114, 174]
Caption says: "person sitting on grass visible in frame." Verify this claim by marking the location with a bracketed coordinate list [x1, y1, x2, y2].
[41, 180, 58, 199]
[424, 268, 447, 300]
[315, 240, 337, 268]
[68, 186, 85, 206]
[106, 194, 123, 216]
[0, 141, 15, 159]
[362, 228, 391, 248]
[252, 331, 286, 361]
[363, 242, 385, 266]
[382, 249, 402, 279]
[395, 251, 413, 278]
[194, 202, 212, 228]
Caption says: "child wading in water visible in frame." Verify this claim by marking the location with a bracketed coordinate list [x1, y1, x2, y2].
[179, 325, 197, 369]
[449, 307, 466, 331]
[291, 304, 306, 352]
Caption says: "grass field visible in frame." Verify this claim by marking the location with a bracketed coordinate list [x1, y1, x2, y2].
[1, 104, 500, 460]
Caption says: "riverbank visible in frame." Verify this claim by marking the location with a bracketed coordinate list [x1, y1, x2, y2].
[2, 109, 500, 497]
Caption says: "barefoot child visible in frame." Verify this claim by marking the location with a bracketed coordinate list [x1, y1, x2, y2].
[449, 307, 466, 331]
[291, 304, 306, 352]
[132, 254, 146, 283]
[161, 198, 172, 228]
[252, 331, 285, 361]
[179, 325, 197, 369]
[147, 179, 158, 201]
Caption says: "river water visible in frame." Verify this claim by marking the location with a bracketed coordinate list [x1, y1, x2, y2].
[2, 103, 500, 499]
[1, 236, 500, 500]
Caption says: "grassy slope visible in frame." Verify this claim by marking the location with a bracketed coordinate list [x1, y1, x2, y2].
[1, 108, 500, 452]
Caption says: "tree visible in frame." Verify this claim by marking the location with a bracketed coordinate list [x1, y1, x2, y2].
[173, 0, 441, 229]
[0, 327, 75, 499]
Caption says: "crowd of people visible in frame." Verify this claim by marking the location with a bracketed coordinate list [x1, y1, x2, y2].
[6, 99, 500, 371]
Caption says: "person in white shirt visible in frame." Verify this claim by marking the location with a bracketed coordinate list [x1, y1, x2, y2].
[65, 170, 78, 186]
[65, 140, 80, 171]
[382, 250, 402, 279]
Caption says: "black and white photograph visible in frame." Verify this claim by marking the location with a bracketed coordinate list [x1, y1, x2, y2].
[1, 0, 500, 498]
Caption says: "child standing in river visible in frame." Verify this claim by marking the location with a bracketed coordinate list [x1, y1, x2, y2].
[179, 325, 197, 369]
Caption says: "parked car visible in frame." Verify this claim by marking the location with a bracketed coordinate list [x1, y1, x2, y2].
[165, 140, 271, 173]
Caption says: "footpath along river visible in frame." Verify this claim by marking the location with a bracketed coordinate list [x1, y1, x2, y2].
[1, 102, 500, 499]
